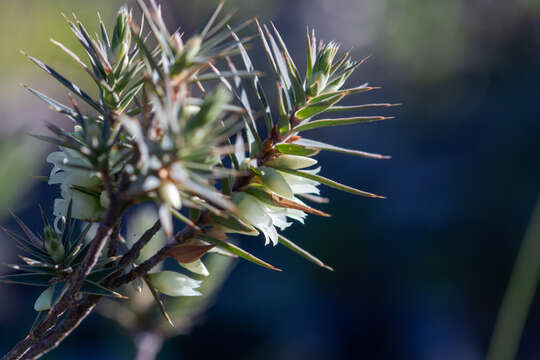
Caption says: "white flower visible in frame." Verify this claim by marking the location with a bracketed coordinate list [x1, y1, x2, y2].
[233, 163, 323, 246]
[149, 271, 202, 297]
[233, 192, 280, 246]
[158, 180, 182, 209]
[179, 259, 210, 277]
[47, 148, 105, 231]
[34, 286, 54, 312]
[277, 167, 321, 195]
[259, 166, 293, 199]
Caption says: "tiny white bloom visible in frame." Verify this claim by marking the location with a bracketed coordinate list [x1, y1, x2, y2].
[233, 192, 280, 246]
[149, 271, 202, 297]
[47, 148, 105, 231]
[34, 286, 54, 312]
[277, 167, 321, 195]
[158, 180, 182, 209]
[179, 259, 210, 277]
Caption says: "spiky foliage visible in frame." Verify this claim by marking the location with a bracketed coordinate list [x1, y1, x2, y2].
[0, 205, 125, 318]
[1, 1, 395, 358]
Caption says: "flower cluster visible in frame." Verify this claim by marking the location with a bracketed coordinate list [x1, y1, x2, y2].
[1, 0, 394, 332]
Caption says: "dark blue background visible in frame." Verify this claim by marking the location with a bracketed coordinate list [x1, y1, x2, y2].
[1, 0, 540, 359]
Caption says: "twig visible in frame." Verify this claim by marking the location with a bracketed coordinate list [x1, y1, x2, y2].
[113, 225, 196, 287]
[107, 223, 122, 258]
[116, 220, 161, 269]
[16, 219, 162, 359]
[113, 245, 172, 287]
[1, 225, 114, 360]
[1, 196, 128, 360]
[21, 296, 100, 360]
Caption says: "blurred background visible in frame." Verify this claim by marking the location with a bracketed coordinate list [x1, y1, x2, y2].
[1, 0, 540, 359]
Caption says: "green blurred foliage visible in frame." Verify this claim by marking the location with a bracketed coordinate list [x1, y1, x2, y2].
[0, 0, 121, 80]
[0, 135, 41, 220]
[383, 0, 465, 83]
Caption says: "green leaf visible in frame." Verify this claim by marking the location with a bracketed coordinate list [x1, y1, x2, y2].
[294, 138, 390, 159]
[209, 213, 259, 235]
[129, 21, 164, 80]
[327, 103, 401, 112]
[29, 134, 81, 151]
[198, 235, 281, 271]
[204, 9, 237, 40]
[81, 279, 127, 299]
[305, 28, 314, 79]
[241, 185, 274, 207]
[50, 38, 102, 85]
[9, 210, 44, 248]
[275, 143, 320, 156]
[170, 207, 200, 230]
[23, 52, 104, 114]
[255, 19, 278, 76]
[276, 83, 291, 134]
[200, 0, 225, 38]
[264, 24, 292, 92]
[195, 71, 260, 82]
[278, 234, 333, 271]
[270, 22, 306, 105]
[294, 116, 394, 132]
[276, 168, 385, 199]
[65, 223, 92, 264]
[295, 93, 345, 120]
[242, 184, 330, 217]
[323, 84, 380, 98]
[135, 0, 173, 60]
[230, 28, 273, 133]
[200, 18, 253, 53]
[211, 63, 262, 153]
[0, 225, 49, 261]
[3, 264, 54, 274]
[23, 86, 77, 119]
[143, 275, 174, 327]
[0, 273, 53, 287]
[87, 268, 118, 283]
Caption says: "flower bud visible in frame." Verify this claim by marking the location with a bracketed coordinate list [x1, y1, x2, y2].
[111, 6, 130, 54]
[43, 225, 65, 263]
[232, 192, 271, 227]
[34, 286, 54, 311]
[159, 180, 182, 209]
[259, 166, 293, 199]
[266, 155, 318, 170]
[99, 191, 110, 209]
[183, 36, 202, 63]
[149, 271, 202, 297]
[180, 259, 210, 277]
[114, 40, 129, 69]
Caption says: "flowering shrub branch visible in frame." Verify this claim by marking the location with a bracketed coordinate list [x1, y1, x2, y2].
[0, 1, 395, 359]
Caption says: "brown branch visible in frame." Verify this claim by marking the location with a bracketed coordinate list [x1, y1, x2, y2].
[15, 219, 162, 359]
[117, 220, 162, 270]
[107, 223, 122, 258]
[113, 225, 196, 287]
[113, 245, 172, 287]
[1, 198, 129, 360]
[21, 296, 100, 360]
